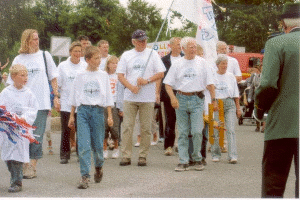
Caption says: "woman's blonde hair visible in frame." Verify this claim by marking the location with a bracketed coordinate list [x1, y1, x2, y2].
[104, 55, 119, 73]
[19, 29, 38, 54]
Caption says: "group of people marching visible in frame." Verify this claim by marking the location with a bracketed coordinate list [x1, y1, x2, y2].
[1, 2, 299, 197]
[0, 28, 242, 192]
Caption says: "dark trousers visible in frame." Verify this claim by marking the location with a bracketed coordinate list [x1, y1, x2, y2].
[60, 111, 77, 160]
[163, 100, 176, 150]
[262, 138, 299, 198]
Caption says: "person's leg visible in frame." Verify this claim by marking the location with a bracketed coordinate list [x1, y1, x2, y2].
[190, 96, 204, 163]
[201, 123, 209, 159]
[110, 107, 120, 158]
[151, 108, 159, 145]
[224, 99, 238, 161]
[103, 108, 109, 158]
[90, 106, 105, 169]
[163, 99, 176, 150]
[294, 139, 299, 198]
[176, 94, 190, 165]
[77, 106, 92, 178]
[138, 102, 154, 159]
[6, 161, 23, 192]
[60, 111, 71, 162]
[26, 110, 48, 178]
[261, 138, 297, 198]
[211, 110, 221, 160]
[121, 101, 138, 159]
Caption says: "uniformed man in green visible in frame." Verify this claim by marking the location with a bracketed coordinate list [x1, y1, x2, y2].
[254, 2, 299, 198]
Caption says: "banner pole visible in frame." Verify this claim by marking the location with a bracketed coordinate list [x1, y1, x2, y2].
[140, 0, 176, 77]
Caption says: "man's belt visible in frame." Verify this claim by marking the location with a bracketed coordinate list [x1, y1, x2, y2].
[177, 91, 205, 99]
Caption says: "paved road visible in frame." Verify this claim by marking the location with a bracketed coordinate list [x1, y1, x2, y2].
[0, 119, 297, 198]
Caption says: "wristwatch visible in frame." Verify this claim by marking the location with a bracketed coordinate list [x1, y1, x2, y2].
[211, 98, 217, 101]
[147, 78, 151, 84]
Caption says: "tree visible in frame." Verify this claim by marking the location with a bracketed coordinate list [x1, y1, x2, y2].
[0, 0, 42, 64]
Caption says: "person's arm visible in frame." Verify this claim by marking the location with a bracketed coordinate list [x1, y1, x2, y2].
[68, 106, 76, 128]
[234, 97, 242, 118]
[137, 72, 164, 87]
[235, 76, 242, 83]
[206, 84, 218, 110]
[51, 78, 60, 112]
[165, 84, 179, 109]
[107, 106, 113, 127]
[118, 73, 139, 94]
[155, 79, 161, 104]
[1, 58, 9, 71]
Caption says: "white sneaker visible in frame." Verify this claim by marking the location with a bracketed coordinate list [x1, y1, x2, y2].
[212, 158, 220, 162]
[103, 150, 109, 159]
[229, 158, 237, 164]
[151, 141, 158, 146]
[112, 149, 119, 159]
[134, 142, 140, 147]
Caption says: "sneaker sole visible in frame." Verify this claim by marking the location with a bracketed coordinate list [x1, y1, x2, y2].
[175, 168, 189, 172]
[137, 163, 147, 166]
[120, 162, 131, 166]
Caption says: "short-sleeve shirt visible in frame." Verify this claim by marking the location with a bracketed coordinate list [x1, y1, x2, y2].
[163, 56, 214, 92]
[116, 48, 166, 103]
[215, 72, 239, 99]
[69, 70, 114, 107]
[57, 58, 86, 112]
[9, 50, 58, 110]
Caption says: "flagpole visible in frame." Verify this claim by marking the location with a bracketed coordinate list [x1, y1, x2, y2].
[140, 0, 176, 77]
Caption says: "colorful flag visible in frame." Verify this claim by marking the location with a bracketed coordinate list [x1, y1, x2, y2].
[0, 106, 38, 144]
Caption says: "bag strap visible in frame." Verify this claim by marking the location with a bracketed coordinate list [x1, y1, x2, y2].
[42, 51, 49, 81]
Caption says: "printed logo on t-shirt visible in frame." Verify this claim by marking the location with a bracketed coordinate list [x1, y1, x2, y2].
[67, 76, 76, 82]
[183, 68, 197, 81]
[132, 59, 145, 73]
[26, 62, 41, 79]
[83, 81, 101, 98]
[216, 81, 228, 95]
[11, 103, 23, 116]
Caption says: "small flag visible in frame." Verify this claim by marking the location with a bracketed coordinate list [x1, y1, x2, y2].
[0, 106, 38, 144]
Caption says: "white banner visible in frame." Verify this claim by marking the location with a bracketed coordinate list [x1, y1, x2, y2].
[172, 0, 219, 66]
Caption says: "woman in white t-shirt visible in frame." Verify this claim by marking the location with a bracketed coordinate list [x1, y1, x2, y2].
[9, 29, 59, 179]
[211, 54, 241, 164]
[103, 55, 121, 159]
[57, 41, 86, 164]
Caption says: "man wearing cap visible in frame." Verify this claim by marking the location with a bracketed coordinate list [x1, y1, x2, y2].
[254, 2, 299, 198]
[117, 29, 166, 166]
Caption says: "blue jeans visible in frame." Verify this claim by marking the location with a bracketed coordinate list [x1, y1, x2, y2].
[6, 160, 23, 186]
[211, 98, 238, 160]
[30, 110, 48, 159]
[77, 105, 105, 178]
[176, 94, 204, 164]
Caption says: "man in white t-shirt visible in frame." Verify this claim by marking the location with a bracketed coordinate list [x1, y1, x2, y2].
[164, 37, 217, 172]
[97, 40, 110, 71]
[117, 29, 166, 167]
[216, 41, 242, 83]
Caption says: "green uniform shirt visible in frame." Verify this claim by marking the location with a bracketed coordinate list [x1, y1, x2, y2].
[255, 28, 299, 141]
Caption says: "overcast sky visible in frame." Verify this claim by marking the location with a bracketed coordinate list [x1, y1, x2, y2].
[119, 0, 183, 29]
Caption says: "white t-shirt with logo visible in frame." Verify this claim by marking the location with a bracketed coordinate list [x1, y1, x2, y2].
[215, 72, 239, 99]
[108, 73, 118, 103]
[69, 70, 114, 107]
[58, 58, 87, 112]
[99, 55, 110, 71]
[170, 55, 182, 65]
[9, 50, 58, 110]
[213, 55, 242, 77]
[116, 48, 166, 103]
[163, 56, 214, 92]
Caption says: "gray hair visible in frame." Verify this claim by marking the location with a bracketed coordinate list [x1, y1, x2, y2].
[180, 37, 196, 49]
[216, 41, 227, 50]
[215, 54, 228, 65]
[283, 18, 300, 27]
[170, 37, 181, 45]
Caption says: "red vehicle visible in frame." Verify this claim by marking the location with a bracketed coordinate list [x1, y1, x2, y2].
[228, 53, 264, 80]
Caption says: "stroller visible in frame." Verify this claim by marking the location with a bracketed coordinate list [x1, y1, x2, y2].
[238, 86, 256, 125]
